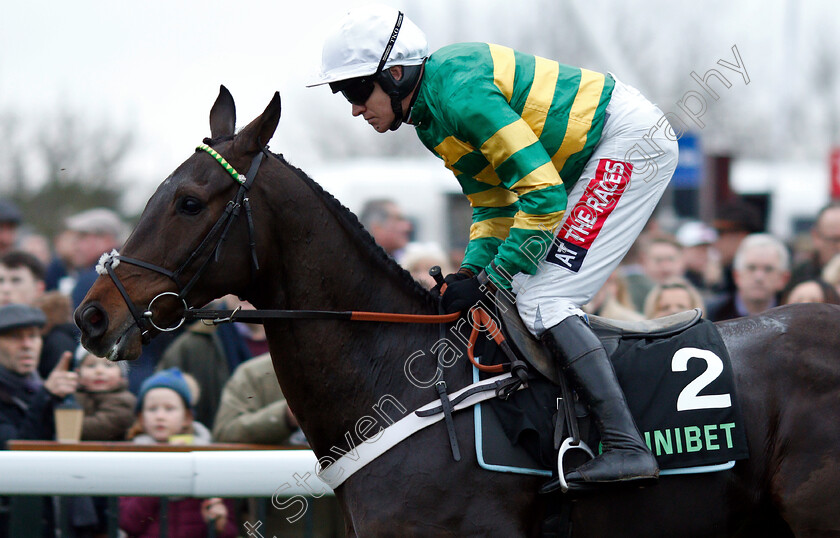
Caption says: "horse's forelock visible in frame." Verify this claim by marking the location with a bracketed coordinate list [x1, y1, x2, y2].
[202, 134, 235, 146]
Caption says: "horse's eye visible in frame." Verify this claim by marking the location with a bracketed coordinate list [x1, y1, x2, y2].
[177, 196, 204, 216]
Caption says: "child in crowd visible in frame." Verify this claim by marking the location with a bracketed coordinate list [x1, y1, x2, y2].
[75, 346, 136, 441]
[66, 347, 137, 538]
[119, 368, 237, 538]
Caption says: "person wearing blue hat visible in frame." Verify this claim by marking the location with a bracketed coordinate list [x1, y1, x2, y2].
[121, 368, 238, 537]
[134, 368, 193, 415]
[127, 368, 206, 443]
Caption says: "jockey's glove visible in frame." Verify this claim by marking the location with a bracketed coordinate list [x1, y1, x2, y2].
[431, 267, 474, 296]
[441, 271, 493, 314]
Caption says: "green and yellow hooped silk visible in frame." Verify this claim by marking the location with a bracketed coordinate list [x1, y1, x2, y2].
[410, 43, 614, 288]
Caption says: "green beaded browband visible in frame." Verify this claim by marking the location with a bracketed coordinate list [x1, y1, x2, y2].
[196, 144, 246, 185]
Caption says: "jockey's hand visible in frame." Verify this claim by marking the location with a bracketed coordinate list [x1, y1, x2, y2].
[431, 268, 473, 297]
[441, 275, 487, 314]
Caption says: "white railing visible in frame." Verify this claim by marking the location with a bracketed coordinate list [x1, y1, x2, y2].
[0, 450, 333, 497]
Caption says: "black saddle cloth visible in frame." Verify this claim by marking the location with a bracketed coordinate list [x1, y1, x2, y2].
[472, 317, 749, 474]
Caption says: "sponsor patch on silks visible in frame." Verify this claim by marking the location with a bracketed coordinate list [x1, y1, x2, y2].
[545, 158, 632, 272]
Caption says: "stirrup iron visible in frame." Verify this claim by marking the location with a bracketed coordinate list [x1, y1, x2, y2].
[557, 437, 595, 493]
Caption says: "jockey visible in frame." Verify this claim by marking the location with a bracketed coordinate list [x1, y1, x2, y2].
[309, 4, 678, 493]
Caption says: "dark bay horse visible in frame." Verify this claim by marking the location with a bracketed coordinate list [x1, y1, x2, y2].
[76, 87, 840, 537]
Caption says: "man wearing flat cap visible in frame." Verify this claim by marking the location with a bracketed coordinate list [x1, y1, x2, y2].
[0, 304, 79, 536]
[0, 303, 78, 449]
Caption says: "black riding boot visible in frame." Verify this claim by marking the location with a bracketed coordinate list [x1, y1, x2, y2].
[539, 315, 658, 493]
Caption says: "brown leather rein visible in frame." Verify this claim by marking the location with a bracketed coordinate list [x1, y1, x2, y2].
[184, 307, 460, 325]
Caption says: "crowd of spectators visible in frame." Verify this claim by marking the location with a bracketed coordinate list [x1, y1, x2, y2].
[602, 198, 840, 324]
[0, 201, 344, 537]
[366, 196, 840, 328]
[2, 193, 840, 536]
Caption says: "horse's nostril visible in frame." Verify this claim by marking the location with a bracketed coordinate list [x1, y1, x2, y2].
[78, 303, 109, 339]
[87, 309, 103, 327]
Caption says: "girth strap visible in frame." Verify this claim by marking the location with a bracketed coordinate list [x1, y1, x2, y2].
[317, 372, 525, 490]
[435, 381, 461, 461]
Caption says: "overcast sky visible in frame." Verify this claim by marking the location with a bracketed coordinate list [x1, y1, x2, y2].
[2, 1, 838, 216]
[1, 1, 344, 190]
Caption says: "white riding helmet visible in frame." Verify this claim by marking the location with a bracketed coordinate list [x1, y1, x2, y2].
[308, 4, 428, 87]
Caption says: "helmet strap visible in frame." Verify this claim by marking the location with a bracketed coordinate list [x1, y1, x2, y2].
[375, 12, 403, 76]
[378, 12, 405, 131]
[380, 61, 425, 130]
[388, 95, 404, 131]
[404, 61, 426, 125]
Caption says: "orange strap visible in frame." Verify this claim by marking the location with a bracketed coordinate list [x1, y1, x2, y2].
[353, 307, 510, 374]
[352, 307, 509, 374]
[349, 311, 461, 323]
[466, 308, 507, 373]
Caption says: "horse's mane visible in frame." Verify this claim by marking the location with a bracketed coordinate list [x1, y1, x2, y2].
[271, 151, 439, 310]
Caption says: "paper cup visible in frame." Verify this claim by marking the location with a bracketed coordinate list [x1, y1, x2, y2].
[54, 408, 84, 443]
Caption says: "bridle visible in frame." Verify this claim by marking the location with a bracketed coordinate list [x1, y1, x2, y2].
[98, 142, 270, 344]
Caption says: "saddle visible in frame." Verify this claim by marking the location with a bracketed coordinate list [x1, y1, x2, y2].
[493, 289, 703, 384]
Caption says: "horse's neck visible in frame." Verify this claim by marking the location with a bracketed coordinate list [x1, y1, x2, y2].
[257, 177, 447, 455]
[266, 193, 430, 315]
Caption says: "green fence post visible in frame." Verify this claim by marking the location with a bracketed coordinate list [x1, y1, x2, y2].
[107, 496, 120, 538]
[159, 497, 168, 538]
[8, 496, 44, 537]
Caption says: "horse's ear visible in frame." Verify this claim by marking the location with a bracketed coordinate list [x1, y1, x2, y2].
[209, 85, 236, 139]
[235, 92, 281, 153]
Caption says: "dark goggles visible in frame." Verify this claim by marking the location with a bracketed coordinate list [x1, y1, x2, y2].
[330, 77, 376, 106]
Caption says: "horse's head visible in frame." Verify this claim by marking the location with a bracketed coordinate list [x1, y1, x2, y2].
[75, 86, 281, 361]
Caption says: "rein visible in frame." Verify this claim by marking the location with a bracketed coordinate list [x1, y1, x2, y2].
[183, 307, 460, 324]
[185, 306, 513, 376]
[184, 307, 510, 375]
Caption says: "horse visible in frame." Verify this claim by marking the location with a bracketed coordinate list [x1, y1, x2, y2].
[75, 86, 840, 537]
